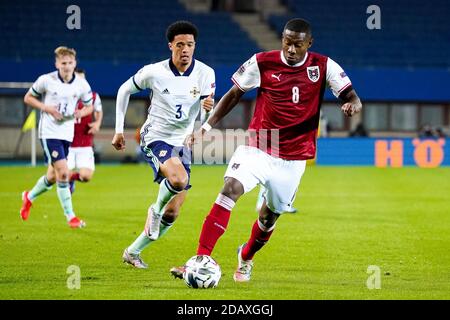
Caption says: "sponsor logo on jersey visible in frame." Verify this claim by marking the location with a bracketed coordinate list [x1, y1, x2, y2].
[271, 73, 282, 81]
[190, 87, 200, 98]
[340, 71, 347, 78]
[51, 150, 59, 158]
[162, 88, 170, 94]
[159, 150, 168, 157]
[231, 163, 240, 170]
[307, 66, 320, 82]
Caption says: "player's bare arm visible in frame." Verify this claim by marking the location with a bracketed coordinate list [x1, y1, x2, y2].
[203, 85, 245, 129]
[88, 110, 103, 134]
[24, 91, 63, 120]
[185, 85, 244, 148]
[339, 89, 362, 117]
[74, 104, 94, 119]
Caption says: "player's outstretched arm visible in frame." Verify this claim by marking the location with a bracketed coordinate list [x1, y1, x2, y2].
[206, 85, 245, 127]
[185, 85, 244, 148]
[339, 89, 362, 117]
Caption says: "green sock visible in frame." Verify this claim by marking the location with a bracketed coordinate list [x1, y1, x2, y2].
[128, 218, 174, 255]
[154, 179, 180, 213]
[127, 232, 152, 255]
[28, 176, 53, 201]
[159, 219, 173, 238]
[56, 181, 75, 221]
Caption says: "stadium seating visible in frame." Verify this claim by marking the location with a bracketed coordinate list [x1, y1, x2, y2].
[0, 0, 261, 65]
[1, 0, 448, 100]
[269, 0, 450, 68]
[2, 0, 448, 68]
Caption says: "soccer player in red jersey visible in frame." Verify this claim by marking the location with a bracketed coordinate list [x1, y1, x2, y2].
[68, 69, 103, 194]
[171, 18, 362, 282]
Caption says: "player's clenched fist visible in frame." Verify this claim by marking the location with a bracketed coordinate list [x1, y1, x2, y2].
[112, 133, 126, 150]
[184, 129, 204, 149]
[201, 92, 214, 112]
[341, 102, 362, 117]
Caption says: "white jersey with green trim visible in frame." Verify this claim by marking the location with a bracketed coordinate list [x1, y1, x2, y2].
[29, 71, 92, 142]
[132, 59, 215, 147]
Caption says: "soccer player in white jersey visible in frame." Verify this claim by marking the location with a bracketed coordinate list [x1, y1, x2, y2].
[112, 21, 215, 268]
[20, 46, 93, 228]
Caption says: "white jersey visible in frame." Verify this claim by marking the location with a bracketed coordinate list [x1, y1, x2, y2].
[29, 71, 92, 142]
[117, 59, 215, 147]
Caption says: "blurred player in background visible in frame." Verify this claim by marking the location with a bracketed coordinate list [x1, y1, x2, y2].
[112, 21, 215, 269]
[20, 46, 93, 228]
[68, 68, 103, 193]
[172, 18, 362, 281]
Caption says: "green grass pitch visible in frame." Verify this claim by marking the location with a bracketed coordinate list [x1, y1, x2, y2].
[0, 164, 449, 299]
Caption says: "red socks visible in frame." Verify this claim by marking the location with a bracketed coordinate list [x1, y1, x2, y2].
[196, 194, 275, 261]
[241, 220, 274, 261]
[197, 194, 235, 256]
[70, 172, 80, 182]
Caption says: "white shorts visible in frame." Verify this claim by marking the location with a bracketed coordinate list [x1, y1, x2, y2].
[67, 146, 95, 171]
[224, 145, 306, 214]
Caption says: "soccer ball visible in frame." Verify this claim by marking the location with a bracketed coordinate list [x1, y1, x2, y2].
[183, 255, 221, 289]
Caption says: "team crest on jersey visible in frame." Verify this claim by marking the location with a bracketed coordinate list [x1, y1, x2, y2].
[190, 87, 200, 98]
[159, 150, 168, 157]
[307, 66, 320, 82]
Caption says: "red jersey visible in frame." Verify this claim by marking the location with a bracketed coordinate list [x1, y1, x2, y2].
[72, 92, 101, 147]
[232, 51, 352, 160]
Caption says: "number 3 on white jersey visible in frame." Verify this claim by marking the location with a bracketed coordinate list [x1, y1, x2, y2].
[292, 86, 300, 103]
[175, 104, 182, 119]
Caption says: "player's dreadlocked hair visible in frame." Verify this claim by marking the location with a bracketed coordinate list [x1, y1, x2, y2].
[166, 21, 198, 42]
[284, 18, 312, 36]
